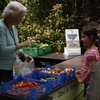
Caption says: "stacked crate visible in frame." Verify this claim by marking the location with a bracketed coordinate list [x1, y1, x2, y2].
[22, 43, 53, 56]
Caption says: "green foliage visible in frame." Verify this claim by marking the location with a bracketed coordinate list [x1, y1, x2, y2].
[0, 0, 10, 19]
[35, 4, 74, 52]
[0, 11, 2, 19]
[18, 0, 74, 52]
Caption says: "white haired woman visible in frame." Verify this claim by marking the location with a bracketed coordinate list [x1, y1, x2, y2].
[0, 1, 33, 85]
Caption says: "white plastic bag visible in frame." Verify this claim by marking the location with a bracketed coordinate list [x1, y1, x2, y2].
[14, 58, 35, 77]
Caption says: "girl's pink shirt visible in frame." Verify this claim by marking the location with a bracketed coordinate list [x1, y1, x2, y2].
[81, 46, 100, 80]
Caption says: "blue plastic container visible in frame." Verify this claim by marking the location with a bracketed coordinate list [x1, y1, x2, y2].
[24, 70, 64, 89]
[1, 76, 50, 100]
[64, 67, 76, 82]
[45, 64, 76, 82]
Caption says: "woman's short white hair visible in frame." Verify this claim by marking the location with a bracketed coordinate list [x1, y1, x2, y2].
[2, 1, 27, 18]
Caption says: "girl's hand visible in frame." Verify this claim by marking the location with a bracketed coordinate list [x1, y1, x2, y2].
[76, 75, 82, 83]
[76, 70, 81, 75]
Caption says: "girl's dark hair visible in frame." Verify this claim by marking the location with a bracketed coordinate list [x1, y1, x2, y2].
[82, 27, 100, 53]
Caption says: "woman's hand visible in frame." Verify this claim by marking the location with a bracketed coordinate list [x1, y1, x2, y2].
[26, 56, 33, 62]
[21, 52, 34, 62]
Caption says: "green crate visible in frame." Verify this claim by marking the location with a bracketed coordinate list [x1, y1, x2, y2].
[23, 44, 53, 56]
[37, 44, 53, 56]
[44, 44, 53, 54]
[22, 47, 38, 56]
[31, 44, 37, 48]
[38, 47, 45, 56]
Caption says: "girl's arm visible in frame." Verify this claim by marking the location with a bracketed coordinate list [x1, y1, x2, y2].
[76, 59, 96, 83]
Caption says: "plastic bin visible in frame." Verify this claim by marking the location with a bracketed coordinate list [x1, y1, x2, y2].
[37, 44, 53, 56]
[22, 47, 38, 56]
[24, 70, 64, 89]
[1, 76, 50, 100]
[45, 64, 76, 82]
[22, 44, 53, 56]
[64, 67, 76, 82]
[37, 47, 45, 56]
[43, 44, 53, 54]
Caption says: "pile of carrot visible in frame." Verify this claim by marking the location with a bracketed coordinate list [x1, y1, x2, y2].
[12, 79, 43, 89]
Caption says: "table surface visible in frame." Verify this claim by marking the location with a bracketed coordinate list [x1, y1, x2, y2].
[53, 55, 82, 70]
[0, 54, 83, 100]
[33, 52, 77, 60]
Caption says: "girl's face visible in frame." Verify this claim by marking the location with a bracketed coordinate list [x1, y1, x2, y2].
[81, 33, 93, 47]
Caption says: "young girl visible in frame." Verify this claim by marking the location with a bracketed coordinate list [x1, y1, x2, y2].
[76, 27, 100, 98]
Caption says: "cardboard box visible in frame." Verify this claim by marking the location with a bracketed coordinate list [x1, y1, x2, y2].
[64, 47, 81, 56]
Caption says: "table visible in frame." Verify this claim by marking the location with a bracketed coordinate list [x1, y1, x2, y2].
[0, 78, 84, 100]
[43, 55, 84, 100]
[53, 55, 82, 70]
[34, 55, 83, 100]
[33, 52, 77, 67]
[47, 78, 84, 100]
[0, 54, 83, 100]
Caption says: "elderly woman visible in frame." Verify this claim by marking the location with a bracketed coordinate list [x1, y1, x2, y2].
[0, 1, 33, 84]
